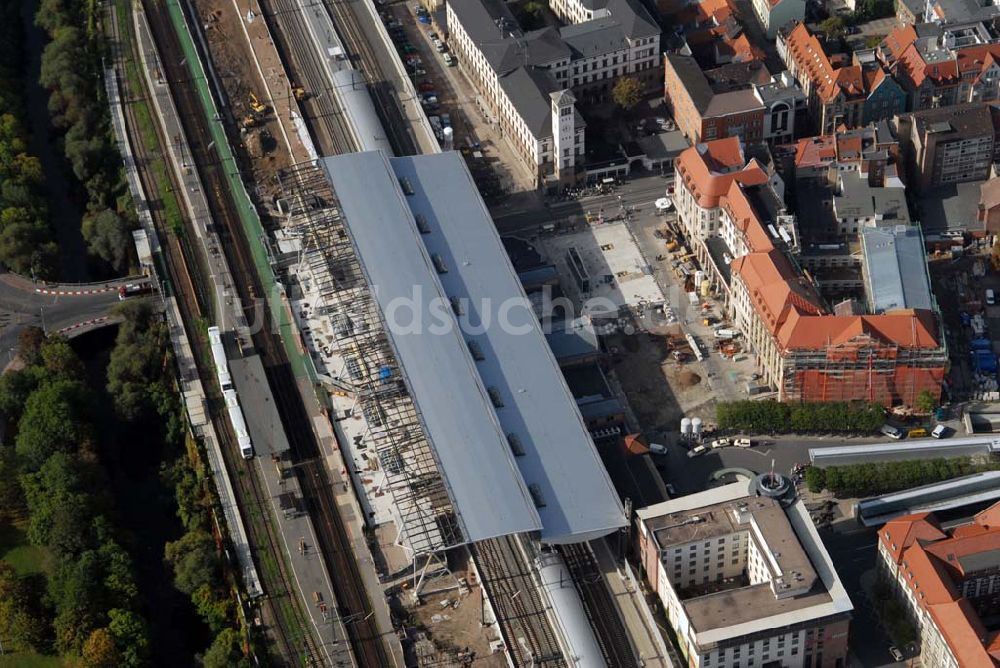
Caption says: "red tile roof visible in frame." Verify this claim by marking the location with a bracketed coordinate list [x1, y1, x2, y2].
[675, 137, 769, 209]
[880, 505, 1000, 668]
[784, 22, 867, 103]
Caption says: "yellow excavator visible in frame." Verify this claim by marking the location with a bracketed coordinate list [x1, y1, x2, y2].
[249, 92, 268, 114]
[241, 114, 260, 130]
[291, 83, 306, 102]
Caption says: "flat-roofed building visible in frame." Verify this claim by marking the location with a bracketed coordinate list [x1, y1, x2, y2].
[860, 224, 934, 314]
[309, 150, 625, 549]
[637, 483, 853, 668]
[894, 103, 998, 191]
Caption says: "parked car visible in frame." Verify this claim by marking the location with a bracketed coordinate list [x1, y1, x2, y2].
[417, 80, 436, 92]
[443, 52, 455, 66]
[687, 444, 707, 458]
[734, 438, 752, 448]
[648, 442, 667, 455]
[908, 428, 929, 439]
[440, 112, 451, 128]
[418, 13, 432, 23]
[931, 424, 950, 439]
[880, 424, 904, 440]
[665, 483, 676, 496]
[888, 646, 903, 662]
[711, 438, 730, 449]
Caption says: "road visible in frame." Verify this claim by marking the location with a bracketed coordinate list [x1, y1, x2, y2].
[0, 272, 138, 360]
[491, 173, 672, 234]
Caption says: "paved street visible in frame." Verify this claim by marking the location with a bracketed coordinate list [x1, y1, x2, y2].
[0, 272, 131, 361]
[492, 173, 673, 234]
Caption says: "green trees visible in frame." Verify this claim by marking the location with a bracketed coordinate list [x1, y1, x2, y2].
[915, 389, 937, 414]
[0, 562, 49, 651]
[0, 336, 150, 660]
[806, 457, 1000, 497]
[35, 0, 133, 274]
[715, 400, 885, 434]
[0, 3, 56, 276]
[82, 209, 132, 272]
[819, 16, 846, 39]
[165, 530, 221, 596]
[612, 77, 643, 111]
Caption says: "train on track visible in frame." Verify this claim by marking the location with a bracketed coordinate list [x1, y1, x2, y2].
[208, 326, 254, 459]
[331, 68, 394, 156]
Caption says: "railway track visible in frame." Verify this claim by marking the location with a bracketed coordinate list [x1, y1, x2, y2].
[113, 4, 318, 665]
[319, 0, 416, 155]
[558, 543, 638, 668]
[473, 536, 566, 668]
[140, 0, 391, 665]
[256, 0, 356, 153]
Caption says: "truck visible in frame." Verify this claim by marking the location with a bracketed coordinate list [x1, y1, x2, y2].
[714, 328, 738, 339]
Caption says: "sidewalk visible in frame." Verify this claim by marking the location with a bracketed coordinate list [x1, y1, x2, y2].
[591, 538, 675, 667]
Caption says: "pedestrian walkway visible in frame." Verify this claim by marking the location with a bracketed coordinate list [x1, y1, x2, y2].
[591, 537, 675, 667]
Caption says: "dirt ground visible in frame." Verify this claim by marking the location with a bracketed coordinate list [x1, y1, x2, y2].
[608, 327, 721, 432]
[191, 0, 292, 194]
[404, 550, 507, 668]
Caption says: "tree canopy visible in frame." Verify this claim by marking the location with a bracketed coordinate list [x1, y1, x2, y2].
[612, 77, 643, 111]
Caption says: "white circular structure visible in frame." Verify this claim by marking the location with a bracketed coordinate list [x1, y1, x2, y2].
[680, 417, 692, 435]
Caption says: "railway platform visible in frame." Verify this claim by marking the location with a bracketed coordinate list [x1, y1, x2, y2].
[591, 538, 676, 668]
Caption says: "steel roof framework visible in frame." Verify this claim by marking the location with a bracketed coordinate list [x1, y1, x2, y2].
[277, 162, 463, 557]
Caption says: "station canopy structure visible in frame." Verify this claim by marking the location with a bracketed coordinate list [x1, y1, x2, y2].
[276, 150, 624, 566]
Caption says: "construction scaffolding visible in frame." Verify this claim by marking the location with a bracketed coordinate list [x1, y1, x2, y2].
[781, 335, 949, 406]
[275, 161, 465, 564]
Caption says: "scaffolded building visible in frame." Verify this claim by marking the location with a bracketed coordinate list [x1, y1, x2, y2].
[275, 151, 624, 585]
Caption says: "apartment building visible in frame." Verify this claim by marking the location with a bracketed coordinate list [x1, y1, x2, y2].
[664, 54, 805, 144]
[925, 0, 1000, 25]
[751, 0, 805, 39]
[831, 170, 910, 234]
[446, 0, 659, 186]
[672, 136, 776, 240]
[894, 102, 998, 190]
[780, 22, 903, 133]
[790, 122, 905, 185]
[637, 483, 853, 668]
[878, 503, 1000, 668]
[676, 136, 947, 405]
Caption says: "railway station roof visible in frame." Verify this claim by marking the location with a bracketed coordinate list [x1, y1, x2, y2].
[320, 151, 540, 545]
[321, 151, 625, 545]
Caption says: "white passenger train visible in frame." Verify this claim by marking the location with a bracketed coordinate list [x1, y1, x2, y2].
[207, 326, 254, 459]
[224, 389, 254, 460]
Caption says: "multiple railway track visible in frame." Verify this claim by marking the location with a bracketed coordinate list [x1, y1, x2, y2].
[113, 4, 317, 664]
[133, 0, 390, 664]
[473, 536, 566, 668]
[258, 0, 355, 153]
[559, 543, 638, 668]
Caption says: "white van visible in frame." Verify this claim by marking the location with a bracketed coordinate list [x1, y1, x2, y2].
[988, 289, 996, 305]
[931, 424, 949, 439]
[734, 438, 752, 448]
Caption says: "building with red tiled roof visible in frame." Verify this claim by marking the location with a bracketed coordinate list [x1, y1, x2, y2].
[880, 22, 1000, 110]
[779, 22, 904, 133]
[878, 504, 1000, 668]
[675, 136, 947, 405]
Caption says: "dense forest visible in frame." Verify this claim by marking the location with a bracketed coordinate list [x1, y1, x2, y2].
[0, 0, 134, 279]
[0, 304, 248, 666]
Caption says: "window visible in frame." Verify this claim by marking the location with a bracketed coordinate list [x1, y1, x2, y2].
[415, 213, 431, 234]
[528, 483, 547, 508]
[467, 339, 485, 361]
[507, 433, 525, 456]
[398, 177, 414, 195]
[432, 254, 448, 274]
[488, 387, 505, 408]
